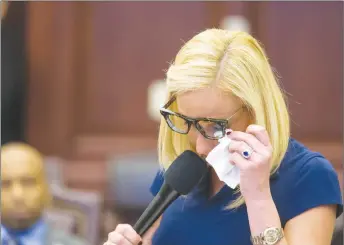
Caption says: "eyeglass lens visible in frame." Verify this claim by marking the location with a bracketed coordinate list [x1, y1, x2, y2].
[165, 114, 225, 139]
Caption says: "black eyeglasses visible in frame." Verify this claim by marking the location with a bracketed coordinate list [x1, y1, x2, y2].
[160, 96, 242, 140]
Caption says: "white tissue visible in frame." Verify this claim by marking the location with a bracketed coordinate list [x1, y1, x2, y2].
[206, 134, 240, 189]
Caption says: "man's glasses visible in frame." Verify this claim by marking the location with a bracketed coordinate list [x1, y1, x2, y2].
[160, 96, 242, 140]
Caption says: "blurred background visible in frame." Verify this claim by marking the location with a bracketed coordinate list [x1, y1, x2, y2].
[1, 1, 343, 244]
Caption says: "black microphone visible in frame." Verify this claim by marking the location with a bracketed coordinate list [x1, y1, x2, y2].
[133, 150, 208, 236]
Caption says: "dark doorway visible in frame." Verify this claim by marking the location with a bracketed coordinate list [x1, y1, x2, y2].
[1, 2, 28, 145]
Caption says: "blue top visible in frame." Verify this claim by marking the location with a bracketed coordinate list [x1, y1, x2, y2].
[1, 218, 48, 245]
[150, 138, 343, 245]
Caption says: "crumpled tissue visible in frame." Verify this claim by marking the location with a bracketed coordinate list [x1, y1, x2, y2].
[206, 132, 240, 189]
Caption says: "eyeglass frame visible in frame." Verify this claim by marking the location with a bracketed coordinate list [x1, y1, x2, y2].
[159, 96, 243, 140]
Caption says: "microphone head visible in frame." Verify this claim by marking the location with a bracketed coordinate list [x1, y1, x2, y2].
[164, 150, 208, 195]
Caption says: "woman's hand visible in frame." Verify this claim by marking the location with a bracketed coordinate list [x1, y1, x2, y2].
[104, 224, 142, 245]
[227, 124, 273, 201]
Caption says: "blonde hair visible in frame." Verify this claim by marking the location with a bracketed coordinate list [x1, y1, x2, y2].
[158, 29, 290, 209]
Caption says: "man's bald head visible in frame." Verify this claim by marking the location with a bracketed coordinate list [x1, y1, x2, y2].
[1, 142, 51, 230]
[2, 142, 45, 171]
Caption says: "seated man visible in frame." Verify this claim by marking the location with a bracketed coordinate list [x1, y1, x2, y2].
[1, 142, 88, 245]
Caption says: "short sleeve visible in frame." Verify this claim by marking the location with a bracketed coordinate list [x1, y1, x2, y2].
[282, 157, 343, 223]
[150, 170, 165, 196]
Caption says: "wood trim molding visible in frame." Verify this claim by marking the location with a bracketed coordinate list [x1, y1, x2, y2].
[61, 138, 342, 193]
[70, 135, 158, 160]
[63, 159, 107, 192]
[64, 135, 157, 192]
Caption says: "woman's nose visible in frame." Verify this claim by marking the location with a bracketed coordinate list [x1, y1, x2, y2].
[195, 133, 216, 157]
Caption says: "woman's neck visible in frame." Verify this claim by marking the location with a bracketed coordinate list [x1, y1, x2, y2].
[209, 167, 225, 198]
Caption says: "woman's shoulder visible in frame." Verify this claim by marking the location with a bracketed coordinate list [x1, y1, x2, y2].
[274, 138, 343, 224]
[279, 138, 336, 174]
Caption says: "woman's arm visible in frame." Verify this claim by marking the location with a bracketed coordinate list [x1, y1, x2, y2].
[141, 216, 162, 245]
[228, 125, 341, 245]
[284, 204, 336, 245]
[246, 194, 337, 245]
[245, 193, 285, 244]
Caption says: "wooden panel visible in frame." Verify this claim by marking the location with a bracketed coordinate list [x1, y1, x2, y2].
[26, 2, 77, 156]
[74, 2, 209, 136]
[71, 135, 157, 160]
[254, 2, 343, 141]
[63, 159, 106, 192]
[26, 2, 342, 193]
[253, 2, 343, 187]
[27, 2, 209, 156]
[26, 2, 209, 191]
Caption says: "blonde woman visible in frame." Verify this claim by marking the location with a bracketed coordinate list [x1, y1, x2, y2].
[104, 29, 343, 245]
